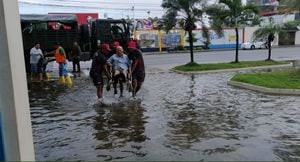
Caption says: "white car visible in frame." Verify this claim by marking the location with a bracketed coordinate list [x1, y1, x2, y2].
[241, 41, 268, 50]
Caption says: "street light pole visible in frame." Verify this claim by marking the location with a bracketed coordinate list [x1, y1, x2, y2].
[147, 11, 150, 18]
[132, 6, 135, 19]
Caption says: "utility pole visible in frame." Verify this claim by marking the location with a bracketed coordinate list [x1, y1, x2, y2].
[132, 6, 135, 19]
[147, 11, 151, 18]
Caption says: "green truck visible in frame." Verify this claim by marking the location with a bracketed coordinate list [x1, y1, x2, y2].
[20, 14, 132, 73]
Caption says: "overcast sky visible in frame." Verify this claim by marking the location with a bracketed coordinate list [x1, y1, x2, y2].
[18, 0, 165, 19]
[18, 0, 247, 19]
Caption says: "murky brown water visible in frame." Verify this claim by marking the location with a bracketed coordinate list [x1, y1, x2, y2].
[29, 70, 300, 161]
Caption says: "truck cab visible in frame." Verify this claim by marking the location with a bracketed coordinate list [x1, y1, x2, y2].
[90, 19, 131, 57]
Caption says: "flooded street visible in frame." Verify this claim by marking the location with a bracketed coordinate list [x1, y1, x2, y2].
[29, 70, 300, 161]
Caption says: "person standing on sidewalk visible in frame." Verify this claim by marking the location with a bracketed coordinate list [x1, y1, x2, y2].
[70, 41, 81, 73]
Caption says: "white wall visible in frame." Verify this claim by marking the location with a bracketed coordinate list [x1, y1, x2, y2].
[244, 26, 279, 46]
[261, 13, 296, 26]
[244, 27, 259, 42]
[185, 28, 244, 49]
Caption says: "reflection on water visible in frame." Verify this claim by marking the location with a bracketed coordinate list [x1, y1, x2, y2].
[29, 70, 300, 161]
[93, 104, 148, 160]
[165, 75, 206, 150]
[94, 105, 147, 148]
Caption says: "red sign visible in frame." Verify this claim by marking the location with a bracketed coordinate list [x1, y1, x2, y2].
[48, 13, 99, 25]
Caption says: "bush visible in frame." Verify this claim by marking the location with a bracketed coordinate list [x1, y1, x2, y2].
[194, 46, 203, 50]
[174, 45, 185, 51]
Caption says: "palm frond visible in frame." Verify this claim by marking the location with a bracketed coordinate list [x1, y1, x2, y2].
[162, 10, 178, 32]
[253, 24, 287, 41]
[281, 0, 300, 12]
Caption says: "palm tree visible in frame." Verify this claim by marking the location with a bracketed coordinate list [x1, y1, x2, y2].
[281, 0, 300, 12]
[161, 0, 218, 63]
[253, 24, 285, 61]
[207, 0, 259, 63]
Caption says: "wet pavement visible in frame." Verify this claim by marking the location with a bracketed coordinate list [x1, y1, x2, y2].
[28, 69, 300, 161]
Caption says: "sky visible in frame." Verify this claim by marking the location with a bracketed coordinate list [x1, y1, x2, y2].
[18, 0, 247, 19]
[18, 0, 165, 19]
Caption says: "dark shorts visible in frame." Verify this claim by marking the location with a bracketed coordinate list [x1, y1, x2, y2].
[93, 74, 104, 87]
[72, 56, 80, 64]
[113, 73, 126, 83]
[132, 71, 145, 82]
[31, 63, 38, 73]
[31, 63, 43, 73]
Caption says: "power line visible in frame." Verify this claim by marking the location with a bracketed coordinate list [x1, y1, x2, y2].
[19, 1, 164, 12]
[19, 0, 166, 18]
[19, 0, 163, 8]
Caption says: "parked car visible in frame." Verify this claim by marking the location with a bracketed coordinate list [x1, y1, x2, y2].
[241, 40, 269, 50]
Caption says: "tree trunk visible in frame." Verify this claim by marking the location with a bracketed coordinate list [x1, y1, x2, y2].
[267, 40, 272, 61]
[235, 27, 239, 63]
[188, 29, 194, 63]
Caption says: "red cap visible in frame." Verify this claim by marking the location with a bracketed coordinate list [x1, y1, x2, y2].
[101, 43, 111, 51]
[113, 41, 120, 47]
[128, 40, 136, 49]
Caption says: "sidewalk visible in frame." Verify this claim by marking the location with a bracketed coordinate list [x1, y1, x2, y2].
[171, 64, 292, 74]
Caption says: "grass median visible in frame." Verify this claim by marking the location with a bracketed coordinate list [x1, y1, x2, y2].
[173, 60, 288, 72]
[231, 69, 300, 89]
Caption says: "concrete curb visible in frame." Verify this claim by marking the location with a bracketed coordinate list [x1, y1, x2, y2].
[143, 48, 245, 55]
[143, 50, 209, 55]
[170, 64, 292, 74]
[228, 80, 300, 96]
[143, 45, 300, 55]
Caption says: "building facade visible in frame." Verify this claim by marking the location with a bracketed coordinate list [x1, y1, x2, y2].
[247, 0, 279, 16]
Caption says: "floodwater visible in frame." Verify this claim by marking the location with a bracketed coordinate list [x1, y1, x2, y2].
[28, 69, 300, 161]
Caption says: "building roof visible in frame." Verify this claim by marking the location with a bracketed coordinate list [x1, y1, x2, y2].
[20, 14, 77, 23]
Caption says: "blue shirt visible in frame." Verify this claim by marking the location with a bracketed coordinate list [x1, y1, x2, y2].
[107, 54, 131, 71]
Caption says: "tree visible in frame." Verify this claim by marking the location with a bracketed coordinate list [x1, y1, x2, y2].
[283, 20, 300, 29]
[202, 26, 211, 49]
[253, 24, 286, 61]
[185, 33, 198, 44]
[281, 0, 300, 12]
[207, 0, 259, 63]
[161, 0, 216, 63]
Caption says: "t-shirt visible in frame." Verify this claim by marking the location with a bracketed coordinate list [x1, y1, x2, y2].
[129, 49, 145, 73]
[71, 45, 81, 57]
[58, 48, 65, 55]
[55, 47, 66, 63]
[30, 47, 43, 64]
[91, 51, 107, 76]
[107, 54, 130, 71]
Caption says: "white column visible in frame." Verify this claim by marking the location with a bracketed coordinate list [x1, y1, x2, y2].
[295, 31, 300, 45]
[0, 0, 35, 161]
